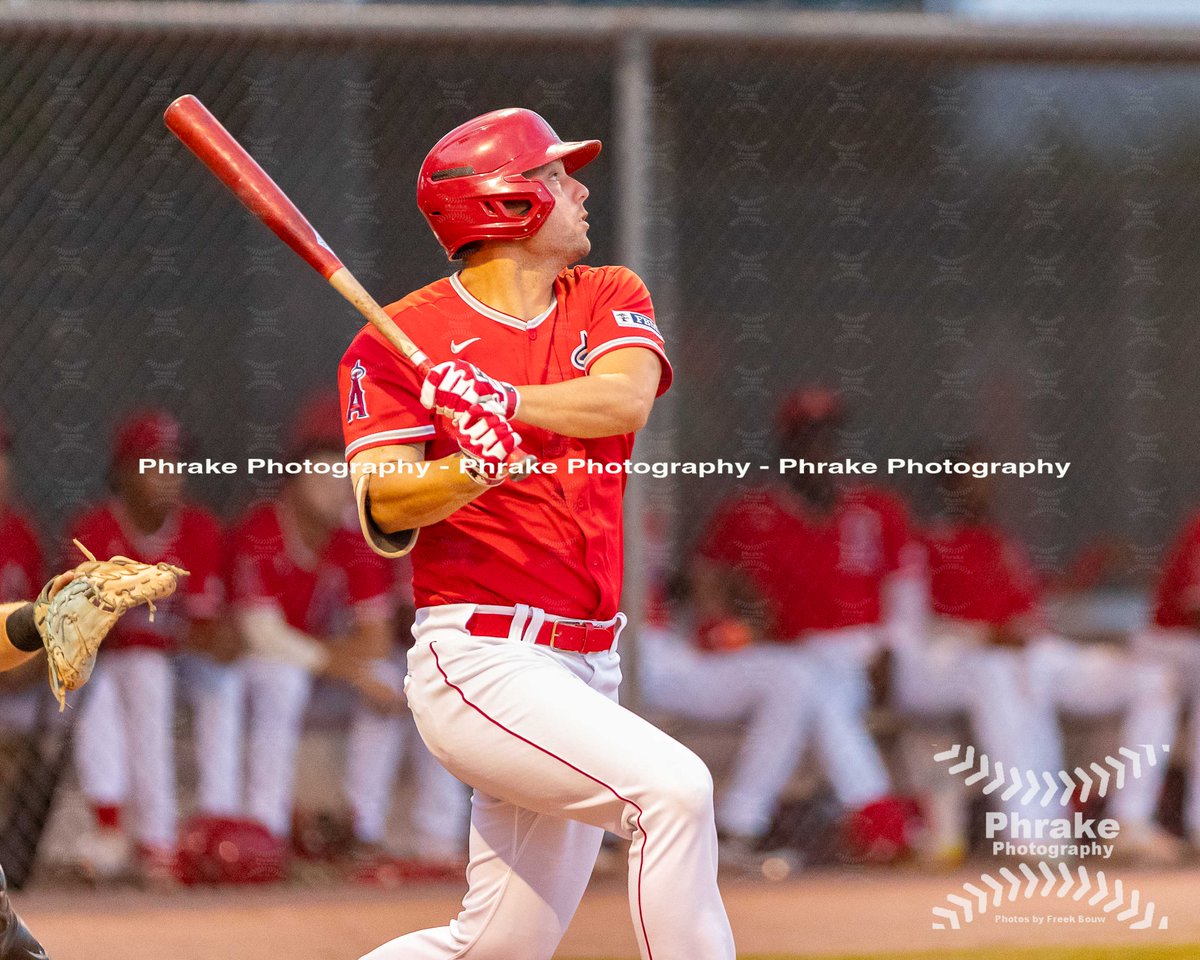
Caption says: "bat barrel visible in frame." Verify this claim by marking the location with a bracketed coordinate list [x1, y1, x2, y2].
[164, 95, 344, 280]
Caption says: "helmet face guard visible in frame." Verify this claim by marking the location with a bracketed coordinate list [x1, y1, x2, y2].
[418, 108, 601, 259]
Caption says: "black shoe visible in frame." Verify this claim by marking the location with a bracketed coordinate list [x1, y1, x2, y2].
[0, 866, 49, 960]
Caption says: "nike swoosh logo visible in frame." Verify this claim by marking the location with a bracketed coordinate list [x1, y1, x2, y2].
[450, 338, 482, 354]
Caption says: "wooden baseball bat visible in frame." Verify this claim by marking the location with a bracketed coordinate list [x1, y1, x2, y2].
[163, 94, 534, 475]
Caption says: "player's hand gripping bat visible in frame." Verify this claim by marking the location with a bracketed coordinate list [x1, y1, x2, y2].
[163, 94, 535, 478]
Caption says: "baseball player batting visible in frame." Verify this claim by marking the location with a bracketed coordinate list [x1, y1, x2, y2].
[338, 108, 735, 960]
[0, 547, 183, 958]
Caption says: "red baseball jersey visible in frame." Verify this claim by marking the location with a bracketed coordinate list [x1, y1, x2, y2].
[68, 500, 223, 652]
[699, 484, 910, 640]
[923, 520, 1039, 626]
[229, 501, 394, 634]
[1153, 511, 1200, 629]
[338, 265, 671, 620]
[0, 506, 42, 602]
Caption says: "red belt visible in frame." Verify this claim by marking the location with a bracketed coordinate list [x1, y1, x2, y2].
[466, 612, 618, 654]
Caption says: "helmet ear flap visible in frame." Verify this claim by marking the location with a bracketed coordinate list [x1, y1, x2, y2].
[468, 180, 553, 233]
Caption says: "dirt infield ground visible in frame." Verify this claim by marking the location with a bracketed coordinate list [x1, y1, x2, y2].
[17, 866, 1200, 959]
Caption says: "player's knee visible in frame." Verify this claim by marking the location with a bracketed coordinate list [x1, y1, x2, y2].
[649, 748, 714, 822]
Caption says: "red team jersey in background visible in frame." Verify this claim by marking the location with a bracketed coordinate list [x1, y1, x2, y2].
[699, 485, 910, 640]
[1154, 511, 1200, 628]
[339, 266, 671, 620]
[0, 506, 42, 602]
[68, 500, 223, 651]
[922, 521, 1039, 626]
[229, 502, 394, 633]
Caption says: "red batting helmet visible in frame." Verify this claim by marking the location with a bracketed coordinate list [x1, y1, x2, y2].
[176, 815, 285, 886]
[417, 108, 601, 260]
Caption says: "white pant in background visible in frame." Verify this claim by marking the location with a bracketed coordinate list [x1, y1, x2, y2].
[892, 631, 1033, 771]
[1025, 634, 1178, 827]
[638, 626, 817, 838]
[797, 627, 891, 809]
[362, 604, 735, 960]
[243, 656, 467, 851]
[346, 667, 468, 855]
[1133, 629, 1200, 832]
[75, 649, 176, 849]
[892, 627, 1053, 843]
[243, 657, 315, 837]
[177, 654, 244, 816]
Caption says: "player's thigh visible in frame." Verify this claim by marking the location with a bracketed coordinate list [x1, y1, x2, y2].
[892, 640, 975, 713]
[1135, 630, 1200, 692]
[1034, 637, 1146, 715]
[407, 637, 712, 836]
[802, 633, 875, 714]
[644, 646, 809, 722]
[176, 653, 244, 710]
[116, 650, 174, 733]
[245, 657, 312, 726]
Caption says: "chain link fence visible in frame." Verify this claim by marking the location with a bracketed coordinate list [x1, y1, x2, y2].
[2, 5, 1200, 889]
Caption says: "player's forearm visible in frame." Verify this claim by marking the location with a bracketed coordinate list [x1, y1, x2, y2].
[0, 602, 41, 672]
[365, 454, 490, 532]
[515, 373, 653, 438]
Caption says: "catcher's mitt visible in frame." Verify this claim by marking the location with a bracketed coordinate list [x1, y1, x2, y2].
[34, 539, 188, 710]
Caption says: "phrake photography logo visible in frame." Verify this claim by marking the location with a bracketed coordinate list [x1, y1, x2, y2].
[928, 743, 1172, 932]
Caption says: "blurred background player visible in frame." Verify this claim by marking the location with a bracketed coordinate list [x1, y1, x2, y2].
[892, 447, 1050, 865]
[638, 566, 818, 872]
[694, 387, 920, 861]
[1138, 505, 1200, 850]
[228, 395, 468, 868]
[920, 449, 1181, 864]
[68, 410, 226, 884]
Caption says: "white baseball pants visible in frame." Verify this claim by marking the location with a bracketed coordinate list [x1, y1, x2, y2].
[242, 656, 467, 849]
[361, 604, 735, 960]
[797, 627, 891, 808]
[1135, 628, 1200, 834]
[75, 649, 177, 849]
[177, 654, 244, 816]
[1024, 634, 1178, 827]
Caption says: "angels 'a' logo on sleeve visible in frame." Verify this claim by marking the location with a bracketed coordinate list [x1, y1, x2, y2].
[612, 310, 660, 337]
[346, 359, 369, 422]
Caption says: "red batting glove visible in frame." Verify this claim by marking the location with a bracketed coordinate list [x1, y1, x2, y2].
[421, 360, 520, 421]
[445, 402, 521, 486]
